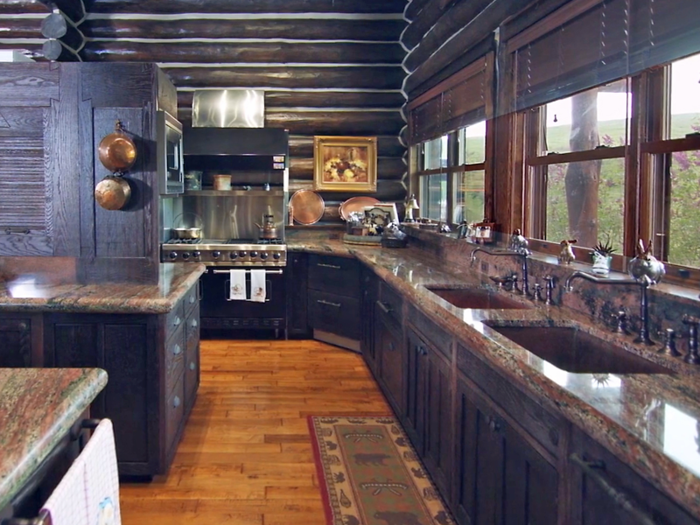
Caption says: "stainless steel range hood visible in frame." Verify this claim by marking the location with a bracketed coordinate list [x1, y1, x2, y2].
[192, 89, 264, 128]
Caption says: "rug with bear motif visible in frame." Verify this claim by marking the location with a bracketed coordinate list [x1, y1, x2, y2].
[308, 416, 455, 525]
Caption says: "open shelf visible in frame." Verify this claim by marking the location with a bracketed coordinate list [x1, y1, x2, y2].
[184, 189, 286, 197]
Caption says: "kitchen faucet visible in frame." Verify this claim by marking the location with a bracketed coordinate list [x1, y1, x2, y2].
[470, 247, 531, 297]
[564, 272, 656, 346]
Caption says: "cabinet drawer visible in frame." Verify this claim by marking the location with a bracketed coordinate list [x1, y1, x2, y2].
[407, 306, 452, 360]
[377, 281, 403, 328]
[308, 290, 360, 340]
[308, 254, 360, 298]
[165, 371, 185, 457]
[164, 301, 185, 341]
[164, 326, 185, 397]
[183, 283, 199, 317]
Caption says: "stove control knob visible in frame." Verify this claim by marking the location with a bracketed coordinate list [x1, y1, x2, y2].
[239, 251, 247, 257]
[169, 252, 178, 260]
[192, 251, 201, 259]
[182, 252, 191, 261]
[229, 252, 238, 260]
[260, 252, 269, 260]
[273, 253, 281, 260]
[212, 251, 221, 259]
[250, 251, 258, 258]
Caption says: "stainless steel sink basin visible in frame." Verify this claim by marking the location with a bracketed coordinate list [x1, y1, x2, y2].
[487, 325, 672, 374]
[426, 286, 533, 310]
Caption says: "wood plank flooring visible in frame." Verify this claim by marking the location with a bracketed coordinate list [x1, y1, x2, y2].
[120, 339, 391, 525]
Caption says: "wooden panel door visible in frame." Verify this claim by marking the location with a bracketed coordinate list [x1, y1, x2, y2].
[286, 252, 309, 337]
[376, 313, 404, 415]
[0, 317, 33, 367]
[360, 267, 378, 372]
[404, 327, 429, 454]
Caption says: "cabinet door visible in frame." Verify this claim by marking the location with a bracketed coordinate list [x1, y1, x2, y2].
[286, 252, 309, 337]
[423, 348, 452, 500]
[0, 317, 33, 367]
[376, 314, 403, 415]
[404, 327, 429, 454]
[455, 377, 559, 525]
[570, 429, 698, 525]
[360, 268, 378, 371]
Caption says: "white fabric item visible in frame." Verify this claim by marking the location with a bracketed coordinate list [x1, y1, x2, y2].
[41, 449, 89, 525]
[249, 269, 266, 303]
[229, 269, 246, 300]
[83, 419, 121, 525]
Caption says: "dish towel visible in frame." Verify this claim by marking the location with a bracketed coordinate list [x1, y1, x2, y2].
[83, 419, 121, 525]
[229, 269, 246, 301]
[41, 447, 89, 525]
[249, 269, 266, 303]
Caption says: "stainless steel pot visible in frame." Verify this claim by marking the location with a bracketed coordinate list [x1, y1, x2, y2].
[171, 227, 203, 240]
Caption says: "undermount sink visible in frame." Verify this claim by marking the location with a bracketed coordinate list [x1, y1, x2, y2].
[487, 325, 672, 374]
[426, 286, 533, 310]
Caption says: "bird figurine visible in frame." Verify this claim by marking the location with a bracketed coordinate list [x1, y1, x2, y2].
[628, 239, 665, 284]
[558, 239, 577, 264]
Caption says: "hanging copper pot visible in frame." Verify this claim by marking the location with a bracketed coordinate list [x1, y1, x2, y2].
[98, 120, 137, 172]
[95, 175, 131, 210]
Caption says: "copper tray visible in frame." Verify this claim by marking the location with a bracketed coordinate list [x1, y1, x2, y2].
[338, 196, 380, 221]
[290, 190, 325, 225]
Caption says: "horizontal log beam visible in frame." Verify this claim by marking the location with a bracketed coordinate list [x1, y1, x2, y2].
[81, 18, 406, 42]
[405, 0, 432, 21]
[177, 91, 405, 111]
[37, 0, 85, 24]
[177, 108, 405, 135]
[290, 156, 406, 180]
[82, 41, 404, 65]
[163, 66, 405, 90]
[89, 0, 406, 14]
[41, 12, 84, 50]
[403, 0, 475, 51]
[290, 135, 405, 158]
[1, 18, 43, 38]
[403, 0, 492, 71]
[0, 0, 46, 14]
[289, 178, 406, 202]
[404, 0, 521, 95]
[42, 38, 82, 61]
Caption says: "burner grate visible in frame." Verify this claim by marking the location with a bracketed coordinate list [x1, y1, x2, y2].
[166, 238, 202, 244]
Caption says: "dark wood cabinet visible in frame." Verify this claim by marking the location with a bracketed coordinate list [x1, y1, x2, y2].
[360, 267, 378, 372]
[454, 375, 559, 525]
[286, 252, 309, 337]
[375, 310, 404, 414]
[569, 428, 698, 525]
[0, 315, 37, 367]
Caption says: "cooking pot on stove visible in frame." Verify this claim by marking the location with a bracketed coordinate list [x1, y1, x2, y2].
[256, 214, 278, 240]
[172, 212, 204, 239]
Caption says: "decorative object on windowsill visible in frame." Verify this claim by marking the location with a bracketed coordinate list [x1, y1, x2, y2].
[557, 239, 577, 265]
[417, 217, 438, 229]
[592, 236, 616, 275]
[508, 229, 531, 255]
[629, 239, 665, 284]
[438, 222, 451, 233]
[381, 222, 408, 248]
[404, 194, 419, 222]
[469, 219, 495, 244]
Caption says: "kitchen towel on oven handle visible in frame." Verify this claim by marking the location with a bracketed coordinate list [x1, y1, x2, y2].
[229, 269, 247, 300]
[249, 269, 266, 303]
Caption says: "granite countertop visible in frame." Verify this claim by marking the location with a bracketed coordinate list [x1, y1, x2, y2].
[0, 367, 108, 510]
[288, 238, 700, 516]
[0, 263, 205, 314]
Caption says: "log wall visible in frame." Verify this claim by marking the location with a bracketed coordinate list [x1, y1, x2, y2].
[1, 0, 408, 222]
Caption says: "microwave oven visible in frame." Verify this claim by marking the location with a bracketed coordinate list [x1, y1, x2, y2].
[157, 110, 184, 195]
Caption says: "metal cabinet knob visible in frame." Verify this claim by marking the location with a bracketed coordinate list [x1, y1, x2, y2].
[173, 316, 181, 327]
[173, 344, 182, 355]
[189, 295, 195, 304]
[189, 361, 196, 371]
[191, 319, 198, 329]
[17, 322, 28, 331]
[173, 396, 181, 408]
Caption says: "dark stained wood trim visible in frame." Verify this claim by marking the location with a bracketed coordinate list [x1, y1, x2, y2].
[81, 41, 404, 65]
[526, 146, 627, 166]
[641, 136, 700, 154]
[88, 0, 407, 14]
[404, 0, 431, 21]
[402, 0, 483, 51]
[81, 18, 406, 41]
[414, 162, 487, 178]
[407, 55, 488, 110]
[500, 0, 572, 42]
[162, 66, 405, 90]
[1, 18, 43, 38]
[177, 90, 405, 111]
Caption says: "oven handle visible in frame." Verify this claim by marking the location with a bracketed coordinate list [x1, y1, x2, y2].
[210, 268, 284, 274]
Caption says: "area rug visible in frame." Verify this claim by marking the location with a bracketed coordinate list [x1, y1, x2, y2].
[308, 415, 455, 525]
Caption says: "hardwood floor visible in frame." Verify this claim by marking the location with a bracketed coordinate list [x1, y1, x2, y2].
[120, 339, 391, 525]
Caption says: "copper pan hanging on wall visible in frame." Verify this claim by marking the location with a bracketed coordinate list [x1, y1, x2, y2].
[98, 120, 137, 172]
[95, 175, 131, 211]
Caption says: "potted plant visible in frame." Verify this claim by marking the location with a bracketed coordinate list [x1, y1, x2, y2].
[592, 236, 616, 275]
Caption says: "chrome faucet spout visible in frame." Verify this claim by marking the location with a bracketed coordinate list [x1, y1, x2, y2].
[564, 271, 638, 292]
[470, 248, 530, 295]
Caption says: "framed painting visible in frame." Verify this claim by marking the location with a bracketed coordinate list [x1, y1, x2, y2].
[313, 136, 377, 192]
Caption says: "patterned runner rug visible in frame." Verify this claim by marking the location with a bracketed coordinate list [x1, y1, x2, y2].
[308, 416, 455, 525]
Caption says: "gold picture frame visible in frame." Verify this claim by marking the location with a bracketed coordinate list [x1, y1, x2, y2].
[313, 136, 377, 192]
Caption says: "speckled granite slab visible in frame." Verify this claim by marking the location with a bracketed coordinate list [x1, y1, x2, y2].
[0, 263, 205, 314]
[0, 367, 108, 510]
[288, 239, 700, 517]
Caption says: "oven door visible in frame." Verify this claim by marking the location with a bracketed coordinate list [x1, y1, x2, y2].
[200, 267, 286, 331]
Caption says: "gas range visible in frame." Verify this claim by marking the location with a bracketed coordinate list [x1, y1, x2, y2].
[161, 239, 286, 267]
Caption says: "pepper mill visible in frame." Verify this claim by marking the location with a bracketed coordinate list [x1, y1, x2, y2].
[682, 315, 700, 364]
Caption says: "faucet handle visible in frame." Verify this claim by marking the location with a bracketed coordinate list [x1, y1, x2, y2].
[543, 275, 556, 305]
[611, 309, 630, 335]
[658, 327, 681, 357]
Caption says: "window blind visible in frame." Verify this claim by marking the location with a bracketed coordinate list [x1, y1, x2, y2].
[407, 54, 490, 144]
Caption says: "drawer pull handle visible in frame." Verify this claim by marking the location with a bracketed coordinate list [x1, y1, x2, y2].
[317, 299, 341, 308]
[317, 263, 342, 270]
[388, 342, 395, 351]
[173, 396, 181, 408]
[173, 344, 182, 355]
[189, 361, 196, 371]
[191, 319, 198, 329]
[377, 301, 392, 314]
[18, 322, 28, 331]
[173, 316, 181, 327]
[569, 453, 656, 525]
